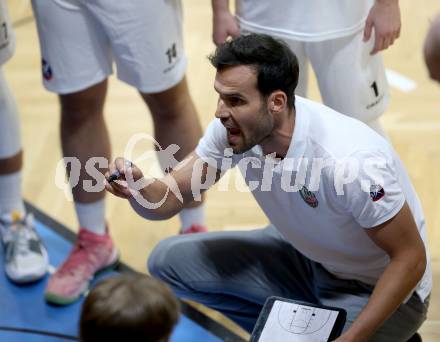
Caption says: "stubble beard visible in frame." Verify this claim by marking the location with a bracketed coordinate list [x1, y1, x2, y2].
[231, 107, 272, 155]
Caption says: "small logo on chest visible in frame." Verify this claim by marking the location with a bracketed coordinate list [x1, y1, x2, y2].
[299, 186, 318, 208]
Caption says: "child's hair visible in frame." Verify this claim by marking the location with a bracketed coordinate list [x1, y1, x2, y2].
[80, 274, 180, 342]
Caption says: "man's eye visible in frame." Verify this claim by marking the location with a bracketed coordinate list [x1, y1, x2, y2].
[229, 97, 243, 106]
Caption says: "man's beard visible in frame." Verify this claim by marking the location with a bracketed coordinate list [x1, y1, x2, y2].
[231, 108, 272, 154]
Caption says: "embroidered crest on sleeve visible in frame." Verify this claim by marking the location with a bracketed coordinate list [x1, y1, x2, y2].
[369, 184, 385, 202]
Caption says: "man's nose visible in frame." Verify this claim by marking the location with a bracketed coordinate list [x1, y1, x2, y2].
[215, 99, 230, 119]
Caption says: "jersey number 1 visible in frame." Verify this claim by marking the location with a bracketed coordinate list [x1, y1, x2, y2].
[371, 81, 379, 97]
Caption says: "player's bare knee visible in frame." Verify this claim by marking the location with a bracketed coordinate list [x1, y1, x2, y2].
[60, 81, 107, 123]
[149, 96, 191, 121]
[142, 82, 194, 120]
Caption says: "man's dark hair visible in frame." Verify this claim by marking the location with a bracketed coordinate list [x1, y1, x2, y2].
[209, 33, 299, 108]
[80, 274, 180, 342]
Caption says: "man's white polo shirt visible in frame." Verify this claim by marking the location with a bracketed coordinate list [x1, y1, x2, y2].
[196, 96, 431, 301]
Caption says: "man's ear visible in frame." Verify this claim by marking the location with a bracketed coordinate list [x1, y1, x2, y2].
[268, 91, 287, 113]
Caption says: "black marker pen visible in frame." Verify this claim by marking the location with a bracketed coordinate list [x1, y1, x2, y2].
[107, 170, 121, 183]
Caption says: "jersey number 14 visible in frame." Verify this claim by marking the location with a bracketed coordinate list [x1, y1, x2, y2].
[166, 43, 177, 64]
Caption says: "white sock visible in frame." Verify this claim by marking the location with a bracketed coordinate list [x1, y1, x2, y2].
[179, 204, 205, 232]
[0, 171, 25, 215]
[74, 199, 106, 235]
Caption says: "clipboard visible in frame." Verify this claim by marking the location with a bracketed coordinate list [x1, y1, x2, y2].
[250, 297, 347, 342]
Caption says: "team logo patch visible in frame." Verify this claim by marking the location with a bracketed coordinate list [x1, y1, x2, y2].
[42, 58, 53, 81]
[369, 184, 385, 202]
[299, 186, 318, 208]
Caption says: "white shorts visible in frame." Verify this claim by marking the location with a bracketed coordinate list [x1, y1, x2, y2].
[0, 0, 16, 65]
[289, 30, 389, 122]
[31, 0, 187, 94]
[243, 28, 389, 123]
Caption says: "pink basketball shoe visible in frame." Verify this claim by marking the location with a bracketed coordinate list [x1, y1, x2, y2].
[180, 224, 208, 234]
[45, 227, 119, 305]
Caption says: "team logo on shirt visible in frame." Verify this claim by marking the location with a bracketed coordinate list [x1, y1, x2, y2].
[42, 58, 53, 81]
[369, 184, 385, 202]
[299, 186, 318, 208]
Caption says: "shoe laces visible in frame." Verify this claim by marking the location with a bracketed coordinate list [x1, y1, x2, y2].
[14, 224, 31, 256]
[0, 212, 34, 259]
[56, 230, 97, 277]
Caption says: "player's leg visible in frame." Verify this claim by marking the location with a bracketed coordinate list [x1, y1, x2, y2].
[366, 118, 388, 138]
[0, 0, 48, 283]
[283, 39, 309, 98]
[0, 68, 49, 283]
[140, 78, 205, 233]
[32, 0, 118, 304]
[306, 30, 389, 136]
[92, 0, 205, 233]
[148, 225, 320, 332]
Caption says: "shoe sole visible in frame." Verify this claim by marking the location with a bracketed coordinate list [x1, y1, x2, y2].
[44, 252, 120, 306]
[6, 263, 49, 284]
[6, 271, 47, 284]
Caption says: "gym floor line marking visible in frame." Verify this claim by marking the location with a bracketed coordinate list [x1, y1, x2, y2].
[385, 69, 418, 93]
[423, 320, 440, 325]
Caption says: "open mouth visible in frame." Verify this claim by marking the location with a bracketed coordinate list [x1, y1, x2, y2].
[226, 126, 242, 145]
[228, 127, 241, 136]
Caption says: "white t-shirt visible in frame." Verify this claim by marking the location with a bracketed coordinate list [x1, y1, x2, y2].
[236, 0, 374, 42]
[196, 96, 431, 301]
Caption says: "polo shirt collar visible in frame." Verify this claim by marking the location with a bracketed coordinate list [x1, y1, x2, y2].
[250, 96, 309, 160]
[286, 98, 309, 160]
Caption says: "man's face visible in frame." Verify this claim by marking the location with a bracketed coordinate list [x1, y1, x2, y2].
[214, 65, 274, 154]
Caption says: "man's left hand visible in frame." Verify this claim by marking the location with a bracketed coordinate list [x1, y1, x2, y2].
[364, 0, 401, 55]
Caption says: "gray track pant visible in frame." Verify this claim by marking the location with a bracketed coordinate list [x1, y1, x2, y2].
[148, 226, 429, 341]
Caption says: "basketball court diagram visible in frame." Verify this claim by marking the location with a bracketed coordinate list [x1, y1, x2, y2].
[255, 300, 339, 341]
[277, 302, 333, 335]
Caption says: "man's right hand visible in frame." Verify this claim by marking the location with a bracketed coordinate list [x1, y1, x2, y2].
[104, 158, 146, 200]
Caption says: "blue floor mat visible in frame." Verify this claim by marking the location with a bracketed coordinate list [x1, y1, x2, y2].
[0, 214, 236, 342]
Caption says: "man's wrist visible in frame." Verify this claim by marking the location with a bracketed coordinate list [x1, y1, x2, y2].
[342, 327, 368, 342]
[212, 0, 230, 13]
